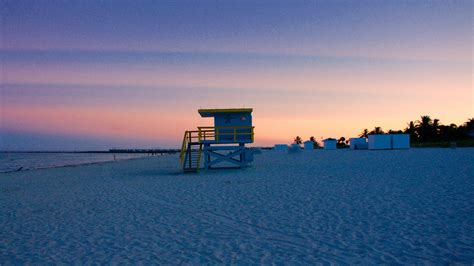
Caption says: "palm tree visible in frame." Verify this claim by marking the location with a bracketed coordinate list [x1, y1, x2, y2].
[465, 118, 474, 129]
[432, 119, 441, 139]
[458, 118, 474, 138]
[294, 136, 302, 144]
[388, 129, 403, 134]
[336, 137, 348, 148]
[337, 137, 346, 144]
[416, 115, 434, 141]
[309, 136, 320, 148]
[439, 124, 458, 141]
[404, 121, 416, 133]
[417, 115, 433, 126]
[404, 121, 418, 142]
[369, 127, 384, 135]
[465, 118, 474, 137]
[359, 129, 369, 138]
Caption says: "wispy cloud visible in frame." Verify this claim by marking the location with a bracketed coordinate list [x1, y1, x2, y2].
[1, 48, 471, 66]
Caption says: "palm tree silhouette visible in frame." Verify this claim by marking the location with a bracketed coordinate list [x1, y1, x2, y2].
[459, 118, 474, 137]
[416, 115, 434, 141]
[357, 116, 473, 145]
[359, 129, 369, 138]
[309, 136, 320, 148]
[465, 118, 474, 128]
[433, 119, 441, 139]
[404, 121, 418, 142]
[388, 129, 403, 134]
[294, 136, 302, 144]
[369, 127, 384, 135]
[337, 137, 346, 144]
[439, 123, 458, 140]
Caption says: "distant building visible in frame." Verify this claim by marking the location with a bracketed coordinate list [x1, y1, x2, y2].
[368, 135, 391, 150]
[274, 144, 288, 151]
[289, 143, 302, 153]
[303, 140, 314, 150]
[349, 138, 368, 150]
[391, 134, 410, 149]
[323, 138, 337, 150]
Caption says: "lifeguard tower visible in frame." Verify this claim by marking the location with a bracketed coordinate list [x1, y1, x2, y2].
[180, 108, 255, 172]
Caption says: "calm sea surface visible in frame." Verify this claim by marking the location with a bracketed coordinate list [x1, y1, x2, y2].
[0, 152, 152, 173]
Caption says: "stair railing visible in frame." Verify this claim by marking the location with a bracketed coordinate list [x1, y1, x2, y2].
[197, 126, 255, 143]
[196, 144, 202, 173]
[180, 130, 201, 168]
[179, 131, 189, 166]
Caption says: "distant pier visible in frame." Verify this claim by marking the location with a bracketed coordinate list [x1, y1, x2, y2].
[109, 149, 179, 155]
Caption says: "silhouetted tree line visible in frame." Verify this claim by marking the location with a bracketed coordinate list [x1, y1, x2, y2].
[294, 116, 473, 148]
[359, 116, 474, 143]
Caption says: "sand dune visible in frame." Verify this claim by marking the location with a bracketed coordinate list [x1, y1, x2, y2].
[1, 149, 473, 264]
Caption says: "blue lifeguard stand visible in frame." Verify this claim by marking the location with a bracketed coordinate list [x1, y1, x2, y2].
[180, 108, 254, 172]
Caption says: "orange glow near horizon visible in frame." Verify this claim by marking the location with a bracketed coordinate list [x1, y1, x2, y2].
[1, 55, 472, 148]
[2, 95, 472, 149]
[1, 105, 198, 142]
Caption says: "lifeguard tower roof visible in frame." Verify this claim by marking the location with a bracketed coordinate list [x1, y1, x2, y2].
[198, 108, 253, 117]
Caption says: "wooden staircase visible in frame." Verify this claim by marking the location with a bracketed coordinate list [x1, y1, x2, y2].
[180, 131, 202, 172]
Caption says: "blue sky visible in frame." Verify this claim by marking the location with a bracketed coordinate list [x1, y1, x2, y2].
[1, 0, 472, 150]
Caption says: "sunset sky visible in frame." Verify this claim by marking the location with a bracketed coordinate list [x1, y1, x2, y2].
[1, 0, 472, 150]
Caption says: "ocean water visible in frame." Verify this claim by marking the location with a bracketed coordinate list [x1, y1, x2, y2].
[0, 152, 152, 173]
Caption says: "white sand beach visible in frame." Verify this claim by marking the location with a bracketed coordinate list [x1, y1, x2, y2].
[1, 148, 473, 264]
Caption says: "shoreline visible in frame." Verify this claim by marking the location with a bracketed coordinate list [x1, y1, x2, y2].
[0, 150, 179, 154]
[0, 154, 163, 174]
[2, 146, 473, 174]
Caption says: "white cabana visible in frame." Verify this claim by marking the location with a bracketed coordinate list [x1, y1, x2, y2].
[303, 140, 314, 150]
[391, 134, 410, 149]
[349, 138, 368, 150]
[323, 138, 337, 150]
[274, 144, 288, 152]
[368, 135, 391, 150]
[288, 144, 302, 153]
